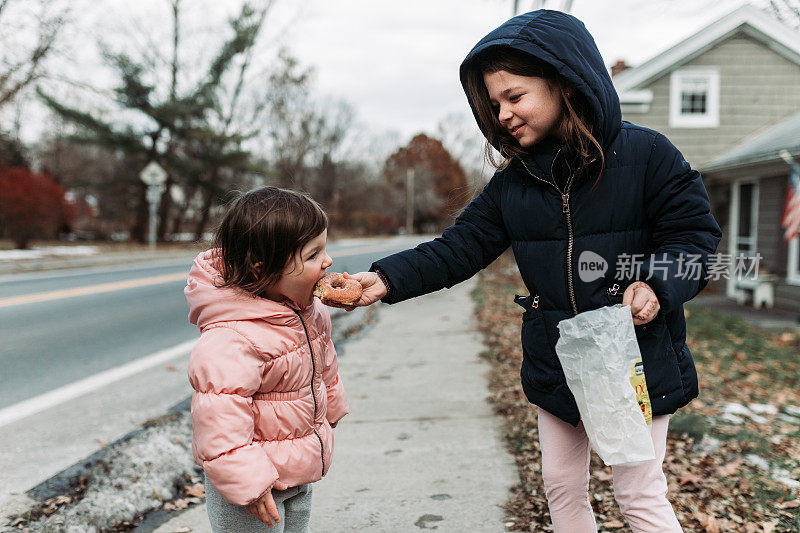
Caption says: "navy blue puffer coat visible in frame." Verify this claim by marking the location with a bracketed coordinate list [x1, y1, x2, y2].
[372, 10, 722, 426]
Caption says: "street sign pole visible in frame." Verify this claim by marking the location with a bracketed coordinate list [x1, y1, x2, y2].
[139, 161, 168, 250]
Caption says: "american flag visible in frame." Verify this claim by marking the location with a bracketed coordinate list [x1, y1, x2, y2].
[780, 151, 800, 242]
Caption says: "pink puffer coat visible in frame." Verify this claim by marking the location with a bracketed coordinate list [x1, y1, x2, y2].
[184, 250, 348, 506]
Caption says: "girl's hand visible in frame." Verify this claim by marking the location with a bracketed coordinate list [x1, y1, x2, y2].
[622, 281, 660, 325]
[245, 480, 288, 526]
[342, 272, 387, 310]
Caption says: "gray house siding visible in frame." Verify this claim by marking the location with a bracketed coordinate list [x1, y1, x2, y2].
[621, 33, 800, 168]
[705, 171, 800, 313]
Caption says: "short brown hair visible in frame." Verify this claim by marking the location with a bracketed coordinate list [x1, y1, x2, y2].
[213, 186, 328, 297]
[463, 46, 605, 187]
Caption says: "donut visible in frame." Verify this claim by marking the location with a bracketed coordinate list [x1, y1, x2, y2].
[313, 273, 362, 308]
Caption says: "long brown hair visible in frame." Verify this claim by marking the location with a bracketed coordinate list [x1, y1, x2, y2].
[464, 46, 605, 187]
[213, 186, 328, 298]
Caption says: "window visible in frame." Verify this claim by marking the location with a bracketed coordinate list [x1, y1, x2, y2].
[670, 68, 720, 128]
[789, 236, 800, 286]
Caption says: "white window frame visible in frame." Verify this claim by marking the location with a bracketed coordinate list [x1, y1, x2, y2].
[788, 236, 800, 286]
[726, 179, 760, 299]
[669, 68, 720, 128]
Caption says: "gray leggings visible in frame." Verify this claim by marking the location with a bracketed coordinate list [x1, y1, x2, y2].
[205, 477, 312, 533]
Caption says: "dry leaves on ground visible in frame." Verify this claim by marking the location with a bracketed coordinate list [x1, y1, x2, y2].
[473, 253, 800, 532]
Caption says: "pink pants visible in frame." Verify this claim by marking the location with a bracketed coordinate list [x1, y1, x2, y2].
[537, 408, 683, 532]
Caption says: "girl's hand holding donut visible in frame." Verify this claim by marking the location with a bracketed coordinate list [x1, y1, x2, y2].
[342, 272, 387, 309]
[622, 281, 660, 326]
[245, 480, 288, 526]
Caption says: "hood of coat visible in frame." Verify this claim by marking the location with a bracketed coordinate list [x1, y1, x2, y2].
[185, 249, 305, 329]
[459, 9, 622, 153]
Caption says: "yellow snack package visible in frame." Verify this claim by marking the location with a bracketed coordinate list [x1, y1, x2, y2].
[630, 358, 652, 425]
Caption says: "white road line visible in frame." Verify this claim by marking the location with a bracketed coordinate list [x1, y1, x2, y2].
[0, 338, 197, 428]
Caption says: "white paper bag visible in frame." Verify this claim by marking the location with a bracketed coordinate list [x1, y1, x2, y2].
[555, 305, 655, 466]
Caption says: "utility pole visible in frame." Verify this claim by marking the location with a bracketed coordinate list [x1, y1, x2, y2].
[406, 167, 415, 234]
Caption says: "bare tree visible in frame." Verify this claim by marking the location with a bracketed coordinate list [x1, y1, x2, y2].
[39, 1, 276, 241]
[0, 0, 66, 109]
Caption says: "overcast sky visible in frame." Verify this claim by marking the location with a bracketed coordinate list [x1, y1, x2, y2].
[275, 0, 764, 142]
[9, 0, 772, 155]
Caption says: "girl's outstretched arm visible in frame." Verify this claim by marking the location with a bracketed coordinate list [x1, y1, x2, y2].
[356, 171, 511, 305]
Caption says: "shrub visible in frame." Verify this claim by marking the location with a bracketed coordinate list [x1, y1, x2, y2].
[0, 166, 75, 249]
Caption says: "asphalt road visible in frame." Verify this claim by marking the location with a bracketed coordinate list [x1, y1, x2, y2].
[0, 238, 420, 409]
[0, 236, 426, 510]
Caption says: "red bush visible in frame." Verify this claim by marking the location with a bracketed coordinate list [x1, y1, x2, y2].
[0, 166, 75, 249]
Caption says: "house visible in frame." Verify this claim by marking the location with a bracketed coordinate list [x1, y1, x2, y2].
[613, 4, 800, 313]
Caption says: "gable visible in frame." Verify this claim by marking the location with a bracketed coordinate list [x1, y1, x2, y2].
[614, 4, 800, 95]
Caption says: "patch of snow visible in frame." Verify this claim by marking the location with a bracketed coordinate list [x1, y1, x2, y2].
[0, 246, 99, 261]
[26, 412, 196, 532]
[777, 413, 800, 424]
[720, 413, 745, 424]
[693, 436, 722, 453]
[784, 405, 800, 417]
[745, 454, 770, 471]
[721, 402, 769, 424]
[773, 468, 800, 491]
[723, 402, 751, 416]
[774, 477, 800, 491]
[748, 403, 778, 416]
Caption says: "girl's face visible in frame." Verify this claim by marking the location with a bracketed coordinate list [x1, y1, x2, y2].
[483, 70, 563, 148]
[264, 229, 332, 307]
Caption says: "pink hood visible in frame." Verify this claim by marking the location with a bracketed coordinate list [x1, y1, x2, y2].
[184, 250, 348, 506]
[185, 249, 300, 328]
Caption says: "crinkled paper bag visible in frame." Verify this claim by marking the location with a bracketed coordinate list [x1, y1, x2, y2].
[555, 304, 655, 466]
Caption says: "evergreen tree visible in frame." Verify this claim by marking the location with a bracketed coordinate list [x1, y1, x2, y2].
[38, 2, 270, 241]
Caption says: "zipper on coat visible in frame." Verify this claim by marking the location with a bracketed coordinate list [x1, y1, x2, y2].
[519, 150, 579, 316]
[293, 309, 325, 478]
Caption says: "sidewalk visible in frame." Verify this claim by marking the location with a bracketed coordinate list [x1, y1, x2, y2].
[150, 279, 517, 532]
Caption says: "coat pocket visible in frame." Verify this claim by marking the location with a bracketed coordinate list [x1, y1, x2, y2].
[514, 293, 541, 317]
[515, 294, 560, 391]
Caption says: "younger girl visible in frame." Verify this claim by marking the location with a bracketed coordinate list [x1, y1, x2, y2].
[348, 10, 721, 532]
[184, 187, 348, 532]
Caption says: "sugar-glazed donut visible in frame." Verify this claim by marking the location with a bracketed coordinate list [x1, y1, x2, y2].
[313, 273, 363, 308]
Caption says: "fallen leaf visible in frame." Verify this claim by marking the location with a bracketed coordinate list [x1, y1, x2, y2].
[762, 522, 776, 533]
[705, 515, 721, 533]
[716, 458, 743, 477]
[165, 364, 176, 371]
[163, 498, 190, 511]
[601, 520, 625, 528]
[185, 483, 205, 498]
[677, 471, 703, 488]
[776, 499, 800, 509]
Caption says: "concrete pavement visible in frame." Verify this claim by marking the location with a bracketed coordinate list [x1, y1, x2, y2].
[150, 278, 517, 532]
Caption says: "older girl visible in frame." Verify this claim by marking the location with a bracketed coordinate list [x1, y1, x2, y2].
[348, 10, 720, 532]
